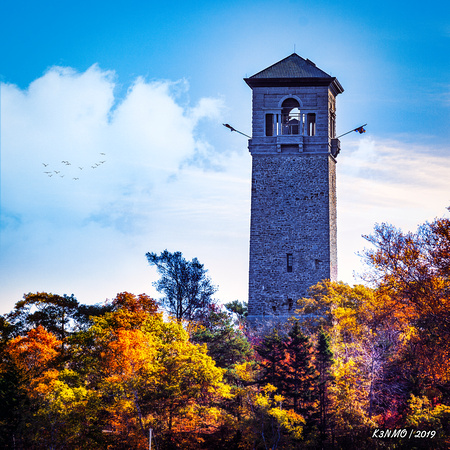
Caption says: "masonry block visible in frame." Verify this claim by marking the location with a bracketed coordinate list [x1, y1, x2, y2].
[244, 53, 344, 324]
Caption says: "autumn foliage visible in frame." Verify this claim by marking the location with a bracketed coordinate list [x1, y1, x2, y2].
[1, 211, 450, 448]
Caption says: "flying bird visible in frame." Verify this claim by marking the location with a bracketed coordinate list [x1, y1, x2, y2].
[79, 167, 83, 170]
[73, 178, 79, 180]
[100, 152, 106, 155]
[54, 171, 60, 174]
[42, 163, 49, 167]
[100, 161, 106, 164]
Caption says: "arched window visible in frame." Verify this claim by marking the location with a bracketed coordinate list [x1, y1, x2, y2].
[281, 98, 300, 110]
[264, 98, 316, 137]
[281, 98, 300, 135]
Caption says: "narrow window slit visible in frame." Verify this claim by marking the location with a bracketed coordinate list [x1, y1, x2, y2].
[287, 253, 293, 272]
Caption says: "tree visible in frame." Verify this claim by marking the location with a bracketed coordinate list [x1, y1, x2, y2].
[405, 394, 450, 448]
[146, 250, 217, 322]
[329, 359, 375, 447]
[283, 322, 317, 416]
[316, 328, 333, 442]
[6, 292, 80, 342]
[255, 328, 286, 391]
[296, 281, 402, 440]
[69, 292, 230, 449]
[224, 300, 248, 329]
[191, 305, 252, 375]
[251, 384, 305, 450]
[3, 292, 111, 342]
[1, 326, 66, 449]
[362, 216, 450, 402]
[224, 300, 248, 319]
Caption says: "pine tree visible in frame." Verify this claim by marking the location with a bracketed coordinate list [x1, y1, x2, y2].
[316, 327, 333, 442]
[284, 322, 318, 415]
[255, 328, 286, 391]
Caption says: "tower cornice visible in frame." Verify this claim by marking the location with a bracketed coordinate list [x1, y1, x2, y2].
[244, 77, 344, 95]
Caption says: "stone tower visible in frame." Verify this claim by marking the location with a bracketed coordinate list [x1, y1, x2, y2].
[245, 53, 344, 323]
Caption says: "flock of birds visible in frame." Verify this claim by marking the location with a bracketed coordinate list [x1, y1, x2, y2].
[42, 153, 106, 180]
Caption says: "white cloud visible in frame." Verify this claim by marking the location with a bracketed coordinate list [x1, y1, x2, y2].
[337, 136, 450, 283]
[1, 66, 227, 230]
[1, 65, 449, 314]
[0, 65, 245, 314]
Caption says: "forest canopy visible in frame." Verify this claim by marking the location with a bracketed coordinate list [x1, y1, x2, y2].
[1, 212, 449, 449]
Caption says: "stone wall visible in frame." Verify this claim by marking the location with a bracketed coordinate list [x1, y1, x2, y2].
[247, 84, 338, 323]
[248, 153, 337, 322]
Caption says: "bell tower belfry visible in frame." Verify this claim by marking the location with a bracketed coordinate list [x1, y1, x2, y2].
[245, 53, 344, 323]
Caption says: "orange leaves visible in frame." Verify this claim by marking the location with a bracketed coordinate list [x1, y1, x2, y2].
[3, 326, 64, 409]
[100, 292, 159, 331]
[5, 325, 61, 377]
[0, 292, 235, 449]
[88, 304, 229, 447]
[110, 292, 158, 315]
[104, 328, 157, 382]
[362, 217, 450, 392]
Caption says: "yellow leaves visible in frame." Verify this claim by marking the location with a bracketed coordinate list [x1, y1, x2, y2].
[45, 380, 90, 413]
[142, 313, 189, 343]
[333, 306, 358, 337]
[92, 307, 230, 442]
[233, 361, 254, 383]
[329, 358, 376, 430]
[255, 393, 269, 409]
[254, 384, 305, 441]
[254, 383, 277, 407]
[406, 395, 450, 430]
[297, 280, 387, 335]
[401, 325, 418, 342]
[269, 408, 305, 440]
[179, 404, 224, 431]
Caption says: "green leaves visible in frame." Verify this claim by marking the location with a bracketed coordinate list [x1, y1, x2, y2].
[146, 250, 217, 322]
[2, 212, 450, 448]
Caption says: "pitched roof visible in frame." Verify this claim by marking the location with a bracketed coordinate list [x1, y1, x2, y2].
[250, 53, 331, 79]
[244, 53, 343, 94]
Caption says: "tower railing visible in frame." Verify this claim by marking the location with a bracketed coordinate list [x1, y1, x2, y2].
[268, 113, 316, 136]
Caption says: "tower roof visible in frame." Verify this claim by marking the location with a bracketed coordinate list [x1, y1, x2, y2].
[244, 53, 343, 94]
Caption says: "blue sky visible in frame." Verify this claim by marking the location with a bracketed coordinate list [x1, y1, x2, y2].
[1, 0, 449, 314]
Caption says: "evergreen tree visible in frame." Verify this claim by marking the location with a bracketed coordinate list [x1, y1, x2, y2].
[316, 327, 333, 442]
[255, 328, 286, 391]
[284, 322, 318, 415]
